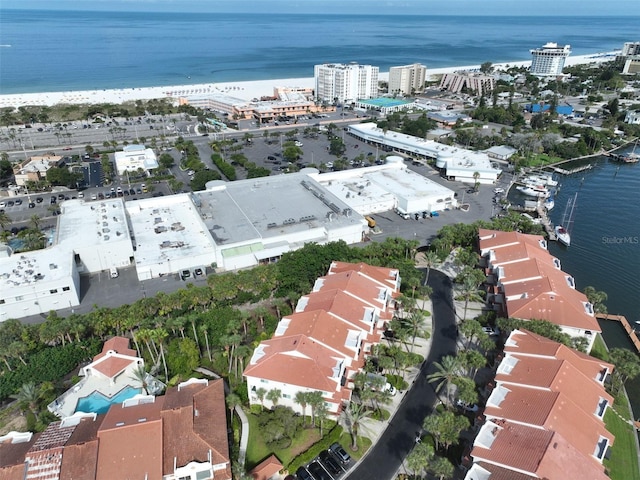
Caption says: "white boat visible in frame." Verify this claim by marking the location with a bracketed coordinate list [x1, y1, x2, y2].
[529, 173, 558, 187]
[516, 185, 549, 198]
[555, 193, 577, 247]
[544, 195, 554, 211]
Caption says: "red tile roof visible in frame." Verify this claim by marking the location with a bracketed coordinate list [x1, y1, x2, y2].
[328, 261, 400, 290]
[503, 275, 600, 332]
[59, 416, 104, 480]
[161, 379, 231, 479]
[470, 420, 609, 479]
[250, 454, 283, 480]
[92, 336, 137, 362]
[314, 271, 391, 311]
[91, 356, 138, 378]
[244, 335, 344, 396]
[0, 434, 39, 480]
[478, 229, 547, 254]
[96, 397, 165, 480]
[484, 384, 613, 463]
[278, 309, 366, 364]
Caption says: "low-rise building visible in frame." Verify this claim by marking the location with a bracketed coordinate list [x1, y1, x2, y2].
[479, 229, 601, 349]
[113, 144, 158, 176]
[244, 262, 400, 417]
[464, 329, 614, 480]
[347, 122, 501, 184]
[1, 378, 232, 480]
[13, 154, 64, 186]
[625, 110, 640, 124]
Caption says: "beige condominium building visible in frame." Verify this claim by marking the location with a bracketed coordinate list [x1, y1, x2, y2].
[388, 63, 426, 96]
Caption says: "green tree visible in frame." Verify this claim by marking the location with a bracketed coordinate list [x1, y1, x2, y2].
[226, 392, 242, 424]
[266, 388, 282, 409]
[406, 441, 435, 478]
[429, 456, 455, 480]
[255, 387, 267, 411]
[341, 402, 372, 451]
[12, 382, 41, 415]
[422, 409, 470, 451]
[129, 365, 150, 395]
[609, 348, 640, 396]
[0, 211, 12, 231]
[295, 391, 310, 426]
[583, 286, 608, 314]
[426, 355, 461, 406]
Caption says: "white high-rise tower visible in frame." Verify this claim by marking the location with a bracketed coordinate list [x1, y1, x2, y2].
[530, 42, 571, 77]
[314, 63, 379, 104]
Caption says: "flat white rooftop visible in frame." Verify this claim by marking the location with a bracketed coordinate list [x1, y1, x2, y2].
[196, 173, 362, 246]
[56, 198, 131, 248]
[0, 247, 73, 289]
[126, 194, 217, 270]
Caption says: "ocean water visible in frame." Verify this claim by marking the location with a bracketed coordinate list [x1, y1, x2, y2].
[0, 10, 639, 93]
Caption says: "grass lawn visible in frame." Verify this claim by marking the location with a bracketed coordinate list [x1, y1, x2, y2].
[590, 333, 609, 361]
[244, 411, 323, 470]
[604, 409, 640, 480]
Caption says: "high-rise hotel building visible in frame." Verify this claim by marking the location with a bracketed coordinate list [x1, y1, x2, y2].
[314, 63, 379, 104]
[388, 63, 427, 96]
[530, 42, 571, 77]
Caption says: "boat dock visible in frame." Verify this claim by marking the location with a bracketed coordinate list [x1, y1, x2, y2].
[597, 313, 640, 354]
[553, 164, 593, 175]
[536, 203, 556, 241]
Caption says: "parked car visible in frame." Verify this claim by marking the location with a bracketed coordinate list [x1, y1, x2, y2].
[194, 268, 204, 276]
[319, 451, 342, 476]
[181, 270, 191, 280]
[329, 442, 351, 465]
[307, 461, 332, 480]
[14, 199, 22, 205]
[36, 197, 43, 203]
[482, 326, 499, 337]
[456, 399, 479, 413]
[295, 467, 314, 480]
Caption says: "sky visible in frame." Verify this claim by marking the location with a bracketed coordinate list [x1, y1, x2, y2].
[2, 0, 639, 16]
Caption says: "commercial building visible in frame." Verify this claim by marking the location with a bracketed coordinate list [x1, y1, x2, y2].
[347, 123, 501, 184]
[315, 159, 457, 215]
[439, 72, 496, 96]
[314, 63, 379, 104]
[113, 144, 158, 176]
[0, 246, 80, 320]
[354, 97, 414, 115]
[464, 329, 614, 480]
[388, 63, 426, 96]
[530, 42, 571, 77]
[13, 154, 64, 187]
[624, 110, 640, 124]
[244, 261, 400, 417]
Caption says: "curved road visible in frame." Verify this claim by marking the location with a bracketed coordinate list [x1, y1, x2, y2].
[346, 269, 457, 480]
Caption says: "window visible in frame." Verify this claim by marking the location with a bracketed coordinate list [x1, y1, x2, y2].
[0, 299, 4, 304]
[15, 296, 23, 301]
[62, 286, 70, 291]
[50, 289, 58, 294]
[282, 393, 290, 399]
[260, 379, 268, 384]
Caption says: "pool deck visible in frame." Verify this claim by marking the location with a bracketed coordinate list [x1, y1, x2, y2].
[48, 366, 143, 418]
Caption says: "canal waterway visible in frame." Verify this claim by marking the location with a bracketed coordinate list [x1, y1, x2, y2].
[545, 147, 640, 419]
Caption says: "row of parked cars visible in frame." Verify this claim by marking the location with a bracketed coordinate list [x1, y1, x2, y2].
[295, 443, 351, 480]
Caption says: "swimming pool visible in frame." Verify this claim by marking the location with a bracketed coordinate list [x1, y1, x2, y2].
[75, 386, 142, 414]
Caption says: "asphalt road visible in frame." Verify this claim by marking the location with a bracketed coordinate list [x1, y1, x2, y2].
[346, 269, 457, 480]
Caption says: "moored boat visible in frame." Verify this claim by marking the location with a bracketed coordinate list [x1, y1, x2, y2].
[555, 192, 577, 247]
[516, 185, 549, 198]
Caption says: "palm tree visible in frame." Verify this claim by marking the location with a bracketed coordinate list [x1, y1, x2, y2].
[306, 390, 325, 427]
[295, 391, 310, 425]
[456, 275, 484, 321]
[226, 392, 241, 423]
[341, 402, 372, 451]
[13, 382, 40, 415]
[199, 323, 212, 361]
[405, 441, 434, 478]
[29, 214, 42, 230]
[265, 388, 282, 409]
[255, 387, 267, 411]
[423, 251, 439, 285]
[426, 355, 461, 406]
[129, 365, 150, 394]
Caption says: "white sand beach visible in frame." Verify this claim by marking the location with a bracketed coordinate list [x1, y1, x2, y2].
[0, 51, 619, 110]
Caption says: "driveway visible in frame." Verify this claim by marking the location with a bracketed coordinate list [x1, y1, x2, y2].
[345, 269, 457, 480]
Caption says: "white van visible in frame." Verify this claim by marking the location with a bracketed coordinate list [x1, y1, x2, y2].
[109, 267, 119, 278]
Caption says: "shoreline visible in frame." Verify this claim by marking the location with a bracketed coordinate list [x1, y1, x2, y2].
[0, 51, 619, 109]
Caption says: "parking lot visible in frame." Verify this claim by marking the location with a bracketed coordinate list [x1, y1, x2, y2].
[295, 442, 354, 480]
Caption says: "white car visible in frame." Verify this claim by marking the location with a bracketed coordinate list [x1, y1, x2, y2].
[482, 326, 499, 337]
[456, 399, 479, 412]
[295, 141, 303, 147]
[493, 188, 505, 194]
